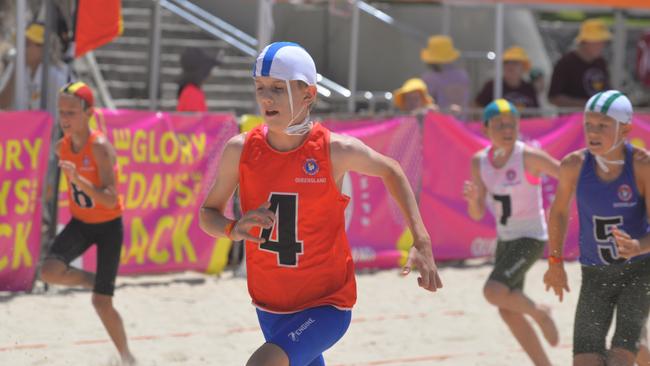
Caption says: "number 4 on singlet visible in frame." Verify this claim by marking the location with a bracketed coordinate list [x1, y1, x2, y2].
[259, 193, 304, 267]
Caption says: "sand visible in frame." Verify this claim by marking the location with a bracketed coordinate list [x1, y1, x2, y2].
[0, 260, 585, 366]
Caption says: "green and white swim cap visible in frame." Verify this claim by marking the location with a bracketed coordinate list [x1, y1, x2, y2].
[585, 90, 633, 124]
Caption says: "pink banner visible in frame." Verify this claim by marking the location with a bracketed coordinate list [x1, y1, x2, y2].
[324, 117, 422, 268]
[421, 112, 650, 260]
[0, 112, 52, 291]
[57, 110, 238, 274]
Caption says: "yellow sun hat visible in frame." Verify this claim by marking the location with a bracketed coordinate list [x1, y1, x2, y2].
[393, 78, 433, 111]
[25, 23, 44, 44]
[575, 19, 612, 43]
[420, 35, 460, 64]
[503, 46, 531, 71]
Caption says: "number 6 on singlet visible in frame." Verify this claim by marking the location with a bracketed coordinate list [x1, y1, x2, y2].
[259, 193, 304, 267]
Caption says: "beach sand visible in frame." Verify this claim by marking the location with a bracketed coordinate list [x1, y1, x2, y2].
[0, 260, 585, 365]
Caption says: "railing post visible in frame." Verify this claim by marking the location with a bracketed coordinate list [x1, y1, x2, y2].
[148, 0, 162, 111]
[348, 0, 360, 113]
[40, 0, 55, 111]
[256, 0, 274, 52]
[14, 0, 27, 110]
[611, 10, 626, 90]
[493, 2, 504, 100]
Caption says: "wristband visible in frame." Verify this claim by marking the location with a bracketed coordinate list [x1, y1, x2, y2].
[224, 220, 238, 239]
[548, 255, 563, 265]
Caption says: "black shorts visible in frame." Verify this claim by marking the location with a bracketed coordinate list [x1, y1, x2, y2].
[47, 217, 123, 296]
[573, 257, 650, 356]
[487, 237, 546, 291]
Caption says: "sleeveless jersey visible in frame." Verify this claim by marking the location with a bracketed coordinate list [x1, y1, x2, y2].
[59, 130, 123, 223]
[479, 141, 548, 241]
[577, 143, 650, 266]
[239, 123, 357, 313]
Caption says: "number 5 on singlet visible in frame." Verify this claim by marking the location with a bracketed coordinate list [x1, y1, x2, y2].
[593, 215, 625, 264]
[259, 193, 304, 267]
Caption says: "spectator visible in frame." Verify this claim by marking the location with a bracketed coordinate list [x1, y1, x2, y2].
[393, 77, 437, 115]
[420, 35, 470, 118]
[548, 18, 611, 108]
[475, 46, 539, 110]
[0, 22, 69, 110]
[176, 47, 221, 112]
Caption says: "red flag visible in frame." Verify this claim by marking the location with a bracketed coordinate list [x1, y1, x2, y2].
[74, 0, 123, 57]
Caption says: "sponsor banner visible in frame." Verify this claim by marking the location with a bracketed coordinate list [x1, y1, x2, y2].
[0, 112, 52, 291]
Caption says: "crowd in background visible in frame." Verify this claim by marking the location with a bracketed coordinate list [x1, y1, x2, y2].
[0, 3, 647, 122]
[394, 18, 621, 120]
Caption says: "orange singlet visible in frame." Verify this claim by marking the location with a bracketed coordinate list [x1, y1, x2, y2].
[239, 123, 357, 313]
[59, 130, 123, 223]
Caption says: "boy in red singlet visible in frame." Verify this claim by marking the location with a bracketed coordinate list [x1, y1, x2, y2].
[200, 42, 442, 366]
[40, 82, 135, 365]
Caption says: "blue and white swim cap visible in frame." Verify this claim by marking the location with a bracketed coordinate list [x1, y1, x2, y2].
[253, 42, 317, 85]
[585, 90, 633, 124]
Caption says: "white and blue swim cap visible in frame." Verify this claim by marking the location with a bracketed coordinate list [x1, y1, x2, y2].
[253, 42, 317, 85]
[585, 90, 633, 124]
[253, 42, 317, 135]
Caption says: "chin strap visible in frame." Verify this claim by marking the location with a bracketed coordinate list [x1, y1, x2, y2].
[283, 79, 313, 135]
[493, 147, 506, 158]
[594, 121, 625, 173]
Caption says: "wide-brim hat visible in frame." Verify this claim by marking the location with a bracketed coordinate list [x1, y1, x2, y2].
[503, 46, 531, 71]
[576, 19, 612, 43]
[25, 23, 44, 44]
[420, 35, 460, 64]
[393, 78, 433, 110]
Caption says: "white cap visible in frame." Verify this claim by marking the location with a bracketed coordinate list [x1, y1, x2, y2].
[253, 42, 317, 85]
[585, 90, 633, 124]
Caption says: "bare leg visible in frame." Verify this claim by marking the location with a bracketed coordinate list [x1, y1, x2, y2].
[574, 353, 605, 366]
[92, 294, 135, 365]
[40, 258, 94, 289]
[499, 308, 552, 366]
[246, 343, 289, 366]
[484, 280, 559, 346]
[637, 326, 650, 366]
[606, 348, 635, 366]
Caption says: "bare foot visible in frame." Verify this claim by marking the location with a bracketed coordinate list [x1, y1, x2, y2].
[533, 305, 559, 346]
[121, 353, 137, 366]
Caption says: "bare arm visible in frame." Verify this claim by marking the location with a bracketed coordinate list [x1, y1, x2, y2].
[198, 134, 273, 243]
[464, 154, 487, 221]
[614, 149, 650, 256]
[543, 151, 582, 301]
[331, 133, 442, 292]
[524, 146, 560, 179]
[59, 138, 120, 208]
[332, 134, 428, 245]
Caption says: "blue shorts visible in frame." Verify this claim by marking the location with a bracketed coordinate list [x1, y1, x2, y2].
[256, 305, 352, 366]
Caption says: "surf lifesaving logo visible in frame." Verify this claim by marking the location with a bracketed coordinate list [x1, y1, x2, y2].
[618, 184, 632, 202]
[303, 158, 319, 176]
